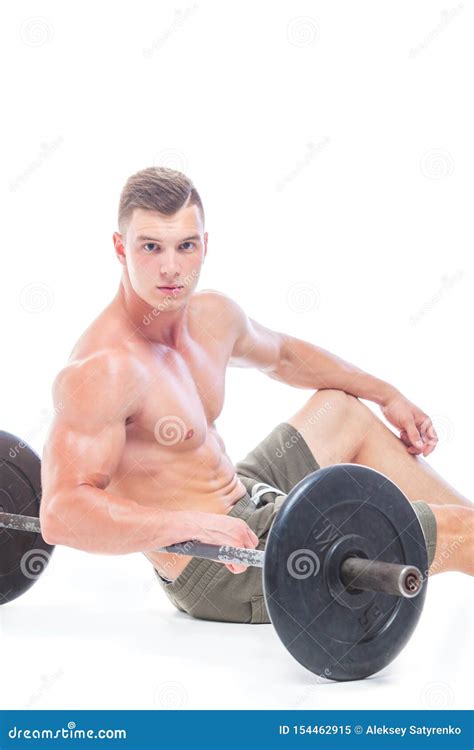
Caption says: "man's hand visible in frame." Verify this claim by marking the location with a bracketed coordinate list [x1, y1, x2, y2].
[380, 392, 438, 456]
[183, 511, 260, 574]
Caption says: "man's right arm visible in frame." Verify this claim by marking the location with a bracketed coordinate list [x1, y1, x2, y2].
[40, 351, 258, 560]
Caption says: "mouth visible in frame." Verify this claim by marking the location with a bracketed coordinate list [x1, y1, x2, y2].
[157, 285, 184, 294]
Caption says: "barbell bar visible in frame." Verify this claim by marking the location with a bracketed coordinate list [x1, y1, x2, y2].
[0, 510, 422, 599]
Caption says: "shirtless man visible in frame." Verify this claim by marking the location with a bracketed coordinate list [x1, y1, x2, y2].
[40, 166, 472, 625]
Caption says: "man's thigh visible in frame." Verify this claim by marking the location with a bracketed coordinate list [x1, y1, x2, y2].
[235, 420, 321, 497]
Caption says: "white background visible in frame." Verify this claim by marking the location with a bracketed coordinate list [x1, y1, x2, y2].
[0, 0, 472, 711]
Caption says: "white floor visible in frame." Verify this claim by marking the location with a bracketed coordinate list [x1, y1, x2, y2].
[1, 545, 472, 711]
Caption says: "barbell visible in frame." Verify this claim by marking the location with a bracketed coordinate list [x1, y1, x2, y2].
[0, 429, 428, 682]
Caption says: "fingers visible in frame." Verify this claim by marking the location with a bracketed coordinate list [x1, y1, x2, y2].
[405, 420, 424, 451]
[226, 563, 248, 574]
[420, 418, 438, 456]
[399, 429, 411, 447]
[247, 527, 259, 547]
[401, 422, 438, 456]
[226, 525, 259, 574]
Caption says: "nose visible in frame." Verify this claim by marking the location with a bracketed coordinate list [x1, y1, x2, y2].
[159, 249, 181, 280]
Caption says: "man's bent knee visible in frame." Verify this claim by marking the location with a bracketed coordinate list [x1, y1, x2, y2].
[307, 388, 353, 411]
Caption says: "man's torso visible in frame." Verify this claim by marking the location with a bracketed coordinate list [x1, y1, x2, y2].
[67, 290, 248, 577]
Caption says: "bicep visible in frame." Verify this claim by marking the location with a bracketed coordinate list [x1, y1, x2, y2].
[41, 355, 139, 506]
[41, 417, 126, 503]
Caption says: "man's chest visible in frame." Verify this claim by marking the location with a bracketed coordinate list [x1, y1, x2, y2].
[130, 335, 230, 451]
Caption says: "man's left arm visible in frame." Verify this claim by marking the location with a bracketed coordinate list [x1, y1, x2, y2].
[227, 297, 438, 456]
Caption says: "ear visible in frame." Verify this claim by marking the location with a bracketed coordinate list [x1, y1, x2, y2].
[113, 231, 126, 266]
[203, 231, 208, 261]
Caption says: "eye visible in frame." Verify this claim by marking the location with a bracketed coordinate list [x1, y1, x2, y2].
[144, 243, 158, 253]
[180, 241, 196, 251]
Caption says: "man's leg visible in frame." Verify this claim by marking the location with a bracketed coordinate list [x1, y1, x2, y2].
[427, 504, 473, 575]
[286, 388, 471, 507]
[286, 388, 473, 575]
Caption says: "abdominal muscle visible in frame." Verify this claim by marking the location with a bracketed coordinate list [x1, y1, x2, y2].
[108, 424, 248, 580]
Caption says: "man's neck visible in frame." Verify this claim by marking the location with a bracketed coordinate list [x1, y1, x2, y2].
[113, 279, 191, 349]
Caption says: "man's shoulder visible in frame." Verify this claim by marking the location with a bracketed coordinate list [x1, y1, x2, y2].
[194, 288, 244, 321]
[53, 347, 145, 402]
[192, 290, 248, 345]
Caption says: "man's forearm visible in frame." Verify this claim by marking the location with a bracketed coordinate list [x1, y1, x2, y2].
[41, 486, 208, 554]
[270, 333, 399, 405]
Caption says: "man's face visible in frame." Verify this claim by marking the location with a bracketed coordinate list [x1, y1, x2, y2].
[114, 205, 207, 309]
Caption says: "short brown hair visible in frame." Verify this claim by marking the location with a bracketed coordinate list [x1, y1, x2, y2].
[118, 166, 205, 235]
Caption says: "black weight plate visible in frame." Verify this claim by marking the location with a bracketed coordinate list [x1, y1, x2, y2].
[263, 464, 428, 681]
[0, 430, 54, 604]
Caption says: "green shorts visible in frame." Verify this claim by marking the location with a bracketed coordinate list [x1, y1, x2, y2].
[155, 422, 437, 624]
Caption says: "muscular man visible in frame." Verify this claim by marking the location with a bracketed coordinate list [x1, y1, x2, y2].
[40, 167, 473, 625]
